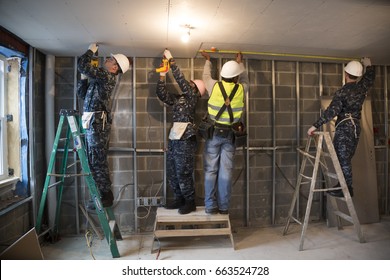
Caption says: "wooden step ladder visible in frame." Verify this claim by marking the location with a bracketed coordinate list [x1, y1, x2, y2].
[152, 206, 234, 252]
[283, 131, 365, 251]
[35, 109, 122, 258]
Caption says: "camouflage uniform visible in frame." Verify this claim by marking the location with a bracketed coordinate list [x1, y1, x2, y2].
[312, 66, 375, 188]
[156, 64, 200, 202]
[77, 50, 117, 196]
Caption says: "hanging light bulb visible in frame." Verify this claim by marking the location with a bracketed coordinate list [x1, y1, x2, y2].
[181, 25, 191, 43]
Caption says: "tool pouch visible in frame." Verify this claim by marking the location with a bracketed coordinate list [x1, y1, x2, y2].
[214, 126, 231, 138]
[198, 117, 214, 140]
[232, 122, 247, 147]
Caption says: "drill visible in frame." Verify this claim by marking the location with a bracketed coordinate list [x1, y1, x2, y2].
[155, 57, 170, 73]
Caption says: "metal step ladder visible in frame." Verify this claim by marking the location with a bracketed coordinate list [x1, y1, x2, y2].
[283, 131, 365, 251]
[35, 109, 122, 258]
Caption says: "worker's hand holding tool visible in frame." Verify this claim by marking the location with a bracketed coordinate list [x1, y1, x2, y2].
[307, 126, 317, 136]
[157, 49, 171, 76]
[88, 43, 98, 54]
[159, 59, 170, 77]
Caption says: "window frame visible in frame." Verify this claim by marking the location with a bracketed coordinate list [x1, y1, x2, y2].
[0, 55, 8, 181]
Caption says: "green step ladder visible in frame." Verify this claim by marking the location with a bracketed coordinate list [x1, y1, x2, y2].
[35, 109, 122, 258]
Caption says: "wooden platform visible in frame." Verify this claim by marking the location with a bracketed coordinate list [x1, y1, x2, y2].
[152, 206, 234, 251]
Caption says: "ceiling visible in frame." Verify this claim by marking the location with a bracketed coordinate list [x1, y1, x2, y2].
[1, 0, 390, 64]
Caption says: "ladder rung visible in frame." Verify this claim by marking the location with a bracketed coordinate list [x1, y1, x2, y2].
[47, 181, 62, 189]
[297, 149, 316, 159]
[300, 181, 311, 185]
[48, 173, 90, 177]
[326, 186, 342, 191]
[290, 216, 302, 225]
[323, 172, 338, 180]
[300, 174, 312, 180]
[320, 151, 331, 157]
[313, 188, 328, 192]
[333, 210, 353, 223]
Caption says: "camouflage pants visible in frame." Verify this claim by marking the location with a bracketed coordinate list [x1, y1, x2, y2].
[166, 136, 197, 201]
[333, 121, 361, 187]
[85, 116, 112, 193]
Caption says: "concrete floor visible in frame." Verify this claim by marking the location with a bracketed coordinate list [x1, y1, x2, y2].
[40, 215, 390, 260]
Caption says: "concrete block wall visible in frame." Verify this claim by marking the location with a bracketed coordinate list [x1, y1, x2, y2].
[51, 57, 389, 236]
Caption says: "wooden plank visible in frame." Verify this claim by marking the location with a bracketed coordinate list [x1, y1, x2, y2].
[152, 206, 235, 250]
[154, 228, 232, 238]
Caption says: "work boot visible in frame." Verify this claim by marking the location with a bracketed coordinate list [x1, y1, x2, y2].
[205, 208, 219, 215]
[178, 199, 196, 215]
[164, 197, 185, 209]
[101, 190, 114, 207]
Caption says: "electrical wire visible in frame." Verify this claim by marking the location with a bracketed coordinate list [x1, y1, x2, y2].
[85, 229, 96, 260]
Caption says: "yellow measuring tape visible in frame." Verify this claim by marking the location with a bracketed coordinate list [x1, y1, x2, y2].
[199, 49, 359, 62]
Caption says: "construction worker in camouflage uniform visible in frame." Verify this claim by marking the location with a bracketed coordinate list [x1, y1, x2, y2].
[307, 57, 375, 197]
[156, 49, 206, 214]
[77, 43, 130, 209]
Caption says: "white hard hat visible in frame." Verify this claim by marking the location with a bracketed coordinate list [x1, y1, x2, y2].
[220, 60, 243, 78]
[111, 53, 130, 73]
[345, 60, 363, 77]
[191, 79, 206, 96]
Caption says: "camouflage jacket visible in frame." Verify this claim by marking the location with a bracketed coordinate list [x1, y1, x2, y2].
[313, 66, 375, 128]
[77, 50, 117, 119]
[156, 64, 200, 139]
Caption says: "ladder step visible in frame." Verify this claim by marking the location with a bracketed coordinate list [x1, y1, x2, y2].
[154, 228, 231, 238]
[300, 174, 312, 180]
[323, 172, 338, 180]
[333, 210, 353, 223]
[47, 181, 62, 189]
[290, 216, 302, 225]
[297, 149, 316, 159]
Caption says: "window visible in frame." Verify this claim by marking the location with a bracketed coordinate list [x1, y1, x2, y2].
[0, 55, 8, 181]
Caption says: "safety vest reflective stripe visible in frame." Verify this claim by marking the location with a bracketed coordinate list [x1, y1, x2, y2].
[208, 81, 244, 125]
[208, 103, 242, 112]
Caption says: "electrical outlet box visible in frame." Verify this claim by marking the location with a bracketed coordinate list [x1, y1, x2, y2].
[137, 196, 164, 207]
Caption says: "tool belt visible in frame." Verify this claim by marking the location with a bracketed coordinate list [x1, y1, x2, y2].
[336, 113, 358, 138]
[198, 82, 247, 146]
[231, 122, 247, 147]
[82, 111, 108, 130]
[198, 116, 214, 140]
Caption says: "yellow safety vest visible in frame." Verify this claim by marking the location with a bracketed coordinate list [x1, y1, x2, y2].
[208, 81, 244, 125]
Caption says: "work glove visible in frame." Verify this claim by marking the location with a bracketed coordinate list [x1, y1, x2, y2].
[163, 49, 173, 61]
[361, 57, 371, 67]
[80, 73, 87, 80]
[88, 43, 98, 54]
[307, 126, 317, 136]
